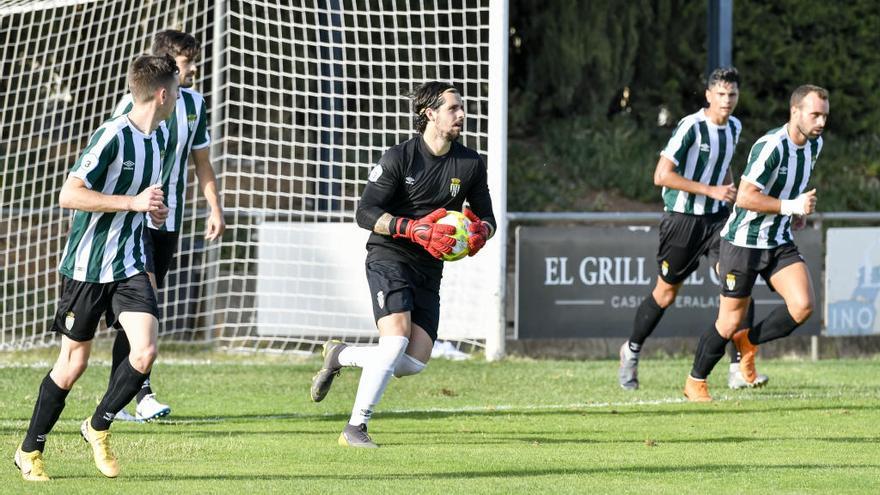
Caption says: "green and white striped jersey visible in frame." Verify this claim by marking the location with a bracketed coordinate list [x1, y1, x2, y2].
[721, 125, 823, 248]
[112, 87, 211, 232]
[660, 109, 742, 215]
[59, 116, 167, 283]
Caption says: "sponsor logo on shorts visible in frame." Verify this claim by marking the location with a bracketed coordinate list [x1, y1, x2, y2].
[65, 311, 75, 330]
[661, 260, 669, 276]
[450, 177, 461, 197]
[725, 273, 736, 291]
[376, 290, 385, 309]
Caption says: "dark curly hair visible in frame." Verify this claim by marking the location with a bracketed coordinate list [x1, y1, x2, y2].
[409, 81, 458, 133]
[706, 66, 740, 89]
[152, 30, 202, 61]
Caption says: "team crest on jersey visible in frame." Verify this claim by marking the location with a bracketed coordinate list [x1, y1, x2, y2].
[123, 160, 135, 171]
[187, 114, 197, 131]
[65, 311, 75, 331]
[449, 178, 461, 197]
[376, 290, 385, 309]
[369, 165, 383, 182]
[661, 260, 669, 276]
[725, 273, 736, 291]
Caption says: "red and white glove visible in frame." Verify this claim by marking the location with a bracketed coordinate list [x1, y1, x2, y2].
[391, 208, 457, 259]
[463, 208, 490, 257]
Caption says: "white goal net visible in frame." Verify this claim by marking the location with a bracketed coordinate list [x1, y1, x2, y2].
[0, 0, 508, 357]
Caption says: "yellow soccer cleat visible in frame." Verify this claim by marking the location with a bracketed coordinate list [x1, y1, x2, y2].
[80, 417, 119, 478]
[684, 376, 713, 402]
[13, 445, 49, 481]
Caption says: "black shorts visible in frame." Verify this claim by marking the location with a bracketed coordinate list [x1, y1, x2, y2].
[52, 273, 159, 342]
[656, 210, 728, 284]
[365, 259, 441, 341]
[144, 228, 179, 288]
[718, 240, 805, 298]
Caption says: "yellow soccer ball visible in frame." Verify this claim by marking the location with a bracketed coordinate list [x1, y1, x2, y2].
[437, 211, 471, 261]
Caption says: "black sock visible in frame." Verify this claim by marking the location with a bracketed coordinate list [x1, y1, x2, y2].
[690, 326, 730, 380]
[749, 305, 801, 345]
[110, 330, 130, 377]
[22, 373, 70, 452]
[92, 359, 148, 431]
[728, 342, 741, 364]
[135, 374, 153, 403]
[628, 295, 667, 352]
[740, 298, 755, 331]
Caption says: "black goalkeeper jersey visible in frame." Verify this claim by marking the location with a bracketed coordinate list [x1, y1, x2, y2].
[356, 136, 497, 275]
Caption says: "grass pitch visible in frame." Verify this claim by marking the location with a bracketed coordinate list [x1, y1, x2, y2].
[1, 348, 878, 494]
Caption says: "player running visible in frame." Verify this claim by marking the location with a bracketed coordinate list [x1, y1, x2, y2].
[684, 85, 828, 401]
[309, 81, 496, 447]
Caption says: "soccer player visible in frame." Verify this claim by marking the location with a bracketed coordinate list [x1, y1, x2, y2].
[109, 30, 224, 422]
[684, 85, 828, 401]
[13, 54, 179, 481]
[309, 81, 496, 448]
[618, 67, 767, 390]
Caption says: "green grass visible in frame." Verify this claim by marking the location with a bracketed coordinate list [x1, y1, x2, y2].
[1, 349, 879, 494]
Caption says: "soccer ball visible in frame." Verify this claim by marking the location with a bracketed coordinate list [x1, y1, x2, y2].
[437, 211, 471, 261]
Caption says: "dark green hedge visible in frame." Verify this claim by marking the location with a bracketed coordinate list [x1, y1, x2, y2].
[508, 0, 880, 211]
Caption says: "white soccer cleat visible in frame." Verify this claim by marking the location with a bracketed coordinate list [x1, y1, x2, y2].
[727, 363, 769, 389]
[135, 394, 171, 422]
[114, 409, 141, 423]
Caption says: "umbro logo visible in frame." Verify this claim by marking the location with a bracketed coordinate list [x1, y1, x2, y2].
[699, 143, 710, 153]
[405, 176, 415, 186]
[123, 160, 135, 170]
[779, 166, 788, 175]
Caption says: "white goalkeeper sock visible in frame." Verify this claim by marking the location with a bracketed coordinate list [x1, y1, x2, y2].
[337, 345, 374, 368]
[348, 335, 408, 426]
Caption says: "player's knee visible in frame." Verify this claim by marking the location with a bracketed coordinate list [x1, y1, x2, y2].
[393, 353, 426, 378]
[129, 345, 157, 373]
[53, 359, 87, 388]
[714, 316, 740, 339]
[787, 300, 813, 324]
[652, 285, 678, 309]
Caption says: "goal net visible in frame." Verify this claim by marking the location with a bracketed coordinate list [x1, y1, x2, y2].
[0, 0, 508, 358]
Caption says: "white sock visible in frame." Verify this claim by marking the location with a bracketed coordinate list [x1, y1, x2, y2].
[348, 335, 408, 426]
[338, 345, 374, 368]
[393, 354, 426, 378]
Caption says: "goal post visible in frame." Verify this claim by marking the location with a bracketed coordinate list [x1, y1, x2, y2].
[0, 0, 509, 359]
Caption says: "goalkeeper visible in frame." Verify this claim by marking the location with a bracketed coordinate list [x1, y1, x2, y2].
[309, 81, 496, 448]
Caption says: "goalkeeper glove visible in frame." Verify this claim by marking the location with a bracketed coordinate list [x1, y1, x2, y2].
[463, 208, 490, 257]
[391, 208, 457, 259]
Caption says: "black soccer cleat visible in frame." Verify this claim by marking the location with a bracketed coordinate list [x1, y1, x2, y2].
[310, 340, 347, 402]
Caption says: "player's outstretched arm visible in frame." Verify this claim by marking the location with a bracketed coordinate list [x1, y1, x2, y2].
[60, 178, 164, 213]
[736, 180, 817, 216]
[191, 147, 225, 240]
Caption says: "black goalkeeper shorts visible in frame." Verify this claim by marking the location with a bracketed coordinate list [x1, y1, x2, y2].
[365, 259, 441, 342]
